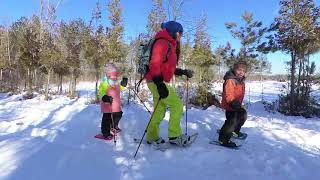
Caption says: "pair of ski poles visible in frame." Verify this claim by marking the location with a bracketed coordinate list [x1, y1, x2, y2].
[133, 77, 190, 158]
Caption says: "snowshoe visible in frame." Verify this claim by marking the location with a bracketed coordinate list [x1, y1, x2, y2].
[169, 133, 198, 147]
[94, 134, 114, 141]
[111, 127, 122, 134]
[217, 129, 248, 140]
[209, 140, 241, 149]
[232, 131, 247, 140]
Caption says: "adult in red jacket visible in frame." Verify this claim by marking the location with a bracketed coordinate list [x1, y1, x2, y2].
[145, 21, 193, 146]
[218, 61, 248, 148]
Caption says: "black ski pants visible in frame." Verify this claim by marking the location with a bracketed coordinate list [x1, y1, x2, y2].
[101, 111, 123, 136]
[219, 108, 247, 142]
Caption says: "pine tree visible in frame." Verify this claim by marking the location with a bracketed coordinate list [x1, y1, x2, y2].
[61, 20, 85, 98]
[54, 21, 70, 94]
[0, 26, 7, 84]
[40, 2, 60, 100]
[84, 2, 106, 101]
[105, 0, 127, 65]
[83, 24, 105, 101]
[14, 16, 41, 96]
[40, 30, 60, 100]
[189, 15, 217, 106]
[224, 11, 268, 71]
[147, 0, 166, 37]
[273, 0, 320, 115]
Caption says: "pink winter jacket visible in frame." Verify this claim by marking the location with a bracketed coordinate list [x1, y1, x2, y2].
[98, 81, 124, 113]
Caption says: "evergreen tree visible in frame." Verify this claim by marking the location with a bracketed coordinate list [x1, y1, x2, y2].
[147, 0, 166, 37]
[39, 3, 60, 100]
[273, 0, 320, 115]
[83, 24, 105, 100]
[14, 16, 41, 96]
[0, 26, 8, 83]
[189, 15, 217, 106]
[224, 11, 268, 71]
[61, 20, 85, 98]
[105, 0, 127, 64]
[84, 2, 106, 101]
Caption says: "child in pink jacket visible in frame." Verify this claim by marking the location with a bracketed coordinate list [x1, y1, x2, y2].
[98, 63, 128, 140]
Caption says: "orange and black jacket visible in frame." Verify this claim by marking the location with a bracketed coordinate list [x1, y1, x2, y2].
[221, 71, 245, 111]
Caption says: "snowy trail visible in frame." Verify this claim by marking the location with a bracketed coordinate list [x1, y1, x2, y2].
[0, 82, 320, 180]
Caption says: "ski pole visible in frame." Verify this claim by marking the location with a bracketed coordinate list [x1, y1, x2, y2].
[134, 98, 161, 158]
[130, 85, 151, 114]
[110, 102, 116, 145]
[185, 77, 189, 135]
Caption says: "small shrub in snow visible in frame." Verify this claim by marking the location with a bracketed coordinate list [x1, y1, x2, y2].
[190, 84, 209, 107]
[22, 92, 35, 99]
[190, 84, 221, 109]
[278, 93, 320, 118]
[263, 100, 278, 114]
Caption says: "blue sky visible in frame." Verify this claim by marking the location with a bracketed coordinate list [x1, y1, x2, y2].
[0, 0, 319, 74]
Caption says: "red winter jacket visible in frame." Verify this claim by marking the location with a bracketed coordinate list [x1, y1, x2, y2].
[221, 71, 246, 111]
[145, 29, 177, 82]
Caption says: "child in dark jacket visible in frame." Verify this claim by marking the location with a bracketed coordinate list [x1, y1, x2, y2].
[219, 61, 248, 148]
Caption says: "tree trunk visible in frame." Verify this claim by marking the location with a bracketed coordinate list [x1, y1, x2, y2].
[290, 51, 296, 113]
[95, 70, 99, 102]
[27, 68, 32, 95]
[69, 71, 76, 98]
[0, 69, 2, 81]
[45, 68, 51, 100]
[297, 54, 303, 97]
[199, 66, 202, 83]
[73, 75, 77, 98]
[58, 74, 63, 94]
[301, 54, 306, 96]
[69, 71, 73, 98]
[24, 77, 27, 91]
[9, 69, 14, 91]
[133, 74, 137, 100]
[305, 55, 311, 96]
[34, 69, 38, 90]
[6, 28, 13, 91]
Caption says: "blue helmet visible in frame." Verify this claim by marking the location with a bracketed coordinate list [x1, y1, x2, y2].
[161, 21, 183, 38]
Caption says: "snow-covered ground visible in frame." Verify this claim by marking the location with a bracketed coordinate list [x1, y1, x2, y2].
[0, 81, 319, 180]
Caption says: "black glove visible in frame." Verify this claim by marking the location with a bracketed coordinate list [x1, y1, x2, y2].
[153, 76, 169, 99]
[230, 100, 241, 111]
[183, 69, 193, 78]
[102, 95, 113, 103]
[174, 68, 193, 78]
[174, 68, 184, 76]
[121, 77, 128, 87]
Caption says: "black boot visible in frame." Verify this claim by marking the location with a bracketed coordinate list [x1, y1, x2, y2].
[219, 131, 237, 148]
[218, 140, 237, 148]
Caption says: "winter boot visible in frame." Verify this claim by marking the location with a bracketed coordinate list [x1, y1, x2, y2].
[147, 137, 166, 145]
[232, 131, 247, 139]
[218, 140, 237, 148]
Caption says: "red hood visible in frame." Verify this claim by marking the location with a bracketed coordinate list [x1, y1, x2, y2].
[155, 29, 177, 46]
